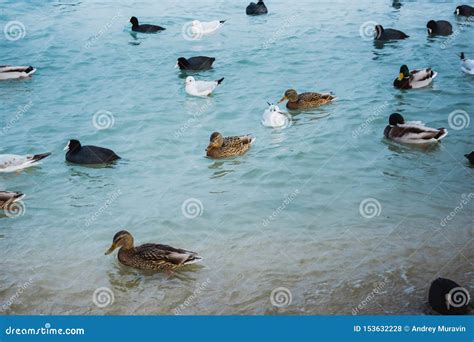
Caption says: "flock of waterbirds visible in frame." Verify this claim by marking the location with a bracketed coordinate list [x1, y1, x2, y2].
[1, 1, 473, 315]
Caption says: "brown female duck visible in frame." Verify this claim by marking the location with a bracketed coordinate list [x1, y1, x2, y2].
[278, 89, 335, 110]
[206, 132, 255, 158]
[105, 230, 202, 271]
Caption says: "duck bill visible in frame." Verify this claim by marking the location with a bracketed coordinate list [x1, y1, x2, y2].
[278, 96, 287, 103]
[398, 72, 404, 81]
[105, 243, 117, 255]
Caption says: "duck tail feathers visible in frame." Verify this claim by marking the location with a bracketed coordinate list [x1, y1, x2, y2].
[435, 128, 447, 141]
[216, 77, 224, 85]
[219, 20, 226, 24]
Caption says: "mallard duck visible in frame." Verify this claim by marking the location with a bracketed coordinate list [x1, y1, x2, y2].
[130, 16, 165, 33]
[393, 65, 437, 89]
[374, 25, 409, 41]
[429, 278, 470, 315]
[465, 151, 474, 164]
[0, 152, 51, 173]
[278, 89, 335, 110]
[427, 20, 453, 36]
[261, 103, 291, 128]
[0, 191, 24, 209]
[459, 52, 474, 75]
[206, 132, 254, 158]
[384, 113, 447, 144]
[105, 230, 202, 271]
[0, 65, 36, 80]
[185, 76, 224, 97]
[64, 139, 120, 165]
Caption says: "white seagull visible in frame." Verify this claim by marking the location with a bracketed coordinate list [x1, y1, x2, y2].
[0, 152, 51, 173]
[191, 20, 226, 36]
[0, 65, 36, 80]
[459, 52, 474, 75]
[261, 103, 291, 128]
[185, 76, 224, 97]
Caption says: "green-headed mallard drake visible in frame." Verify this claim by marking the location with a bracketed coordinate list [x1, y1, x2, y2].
[206, 132, 255, 158]
[384, 113, 447, 144]
[278, 89, 335, 110]
[105, 230, 202, 271]
[394, 65, 437, 89]
[0, 191, 24, 209]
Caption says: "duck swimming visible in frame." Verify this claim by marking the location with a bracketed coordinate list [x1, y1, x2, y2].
[246, 0, 268, 15]
[176, 56, 215, 71]
[0, 152, 51, 173]
[278, 89, 335, 110]
[0, 65, 36, 80]
[105, 230, 202, 271]
[374, 25, 409, 40]
[64, 139, 120, 165]
[393, 65, 437, 89]
[427, 20, 453, 36]
[0, 191, 24, 209]
[428, 278, 470, 315]
[206, 132, 255, 158]
[130, 16, 165, 33]
[384, 113, 447, 144]
[454, 5, 474, 17]
[459, 52, 474, 75]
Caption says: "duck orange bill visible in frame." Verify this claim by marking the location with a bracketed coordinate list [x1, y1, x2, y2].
[398, 72, 404, 81]
[278, 96, 287, 103]
[105, 243, 117, 255]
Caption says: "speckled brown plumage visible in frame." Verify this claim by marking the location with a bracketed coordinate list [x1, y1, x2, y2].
[279, 89, 335, 110]
[206, 132, 254, 158]
[105, 231, 202, 271]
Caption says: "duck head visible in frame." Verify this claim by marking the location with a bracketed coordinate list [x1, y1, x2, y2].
[279, 89, 298, 103]
[459, 52, 465, 60]
[389, 113, 405, 126]
[105, 230, 134, 255]
[130, 16, 139, 27]
[398, 65, 410, 81]
[64, 139, 81, 153]
[427, 20, 436, 35]
[206, 132, 224, 151]
[454, 6, 461, 15]
[374, 25, 384, 39]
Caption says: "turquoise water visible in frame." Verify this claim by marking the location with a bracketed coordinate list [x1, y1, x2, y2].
[0, 0, 473, 315]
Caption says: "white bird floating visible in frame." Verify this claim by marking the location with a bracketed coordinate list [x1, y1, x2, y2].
[191, 20, 225, 36]
[0, 153, 51, 173]
[185, 76, 224, 97]
[459, 52, 474, 75]
[0, 65, 36, 81]
[261, 103, 291, 128]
